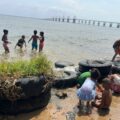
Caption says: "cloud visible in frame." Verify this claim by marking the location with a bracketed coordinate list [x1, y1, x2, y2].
[0, 0, 120, 21]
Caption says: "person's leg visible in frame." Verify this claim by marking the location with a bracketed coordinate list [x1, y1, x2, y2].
[4, 44, 9, 53]
[39, 43, 44, 52]
[32, 43, 35, 50]
[35, 44, 38, 51]
[39, 44, 42, 52]
[39, 46, 42, 52]
[86, 101, 92, 114]
[86, 101, 90, 108]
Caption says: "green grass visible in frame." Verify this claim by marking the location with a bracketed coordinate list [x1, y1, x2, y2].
[0, 54, 53, 80]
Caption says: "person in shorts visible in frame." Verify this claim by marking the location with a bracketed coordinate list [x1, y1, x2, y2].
[28, 30, 39, 51]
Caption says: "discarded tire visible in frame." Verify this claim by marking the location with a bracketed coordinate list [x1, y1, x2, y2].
[52, 71, 78, 89]
[79, 60, 112, 78]
[111, 61, 120, 74]
[55, 61, 74, 68]
[0, 76, 51, 115]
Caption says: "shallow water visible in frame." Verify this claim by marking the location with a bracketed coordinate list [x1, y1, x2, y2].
[0, 15, 120, 120]
[0, 15, 120, 64]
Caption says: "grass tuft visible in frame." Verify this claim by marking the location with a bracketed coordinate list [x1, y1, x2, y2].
[0, 54, 53, 80]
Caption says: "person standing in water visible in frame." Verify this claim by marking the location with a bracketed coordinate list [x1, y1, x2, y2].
[2, 29, 11, 53]
[39, 31, 45, 52]
[15, 35, 26, 49]
[112, 39, 120, 61]
[28, 30, 39, 51]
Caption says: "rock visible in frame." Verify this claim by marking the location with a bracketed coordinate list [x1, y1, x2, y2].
[66, 111, 75, 120]
[55, 92, 67, 99]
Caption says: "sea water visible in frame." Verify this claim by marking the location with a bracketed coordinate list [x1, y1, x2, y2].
[0, 14, 120, 64]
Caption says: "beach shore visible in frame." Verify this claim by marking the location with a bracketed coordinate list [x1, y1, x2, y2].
[0, 88, 120, 120]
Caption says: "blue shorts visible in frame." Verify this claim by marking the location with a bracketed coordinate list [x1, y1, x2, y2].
[32, 42, 37, 50]
[77, 88, 96, 101]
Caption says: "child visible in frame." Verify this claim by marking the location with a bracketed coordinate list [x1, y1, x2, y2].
[108, 74, 120, 93]
[112, 39, 120, 61]
[39, 31, 44, 52]
[15, 35, 26, 49]
[77, 71, 91, 88]
[92, 78, 112, 110]
[28, 30, 39, 50]
[2, 29, 11, 53]
[77, 68, 101, 110]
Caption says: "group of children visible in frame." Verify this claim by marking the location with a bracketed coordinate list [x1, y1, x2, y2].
[2, 29, 45, 53]
[77, 68, 113, 114]
[76, 38, 120, 114]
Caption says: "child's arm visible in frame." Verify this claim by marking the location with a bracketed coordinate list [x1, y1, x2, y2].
[98, 91, 106, 108]
[8, 41, 11, 44]
[96, 83, 104, 92]
[28, 36, 32, 43]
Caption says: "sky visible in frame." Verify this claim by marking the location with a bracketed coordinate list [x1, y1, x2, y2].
[0, 0, 120, 22]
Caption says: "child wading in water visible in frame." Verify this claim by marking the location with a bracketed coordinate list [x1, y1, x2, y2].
[2, 29, 11, 53]
[77, 68, 101, 113]
[39, 31, 44, 52]
[28, 30, 39, 51]
[92, 78, 112, 110]
[15, 35, 26, 49]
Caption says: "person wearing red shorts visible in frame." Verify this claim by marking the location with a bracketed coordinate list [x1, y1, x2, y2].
[2, 29, 11, 53]
[39, 32, 44, 52]
[112, 39, 120, 61]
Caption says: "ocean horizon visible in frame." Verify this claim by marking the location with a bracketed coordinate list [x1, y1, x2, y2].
[0, 14, 120, 64]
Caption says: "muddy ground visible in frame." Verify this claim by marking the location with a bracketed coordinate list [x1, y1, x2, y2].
[0, 88, 120, 120]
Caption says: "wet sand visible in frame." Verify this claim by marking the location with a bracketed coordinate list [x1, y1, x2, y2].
[0, 88, 120, 120]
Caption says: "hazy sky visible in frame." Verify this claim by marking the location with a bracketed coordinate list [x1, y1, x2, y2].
[0, 0, 119, 22]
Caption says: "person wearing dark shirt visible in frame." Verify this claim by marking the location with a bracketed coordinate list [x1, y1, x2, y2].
[15, 35, 26, 49]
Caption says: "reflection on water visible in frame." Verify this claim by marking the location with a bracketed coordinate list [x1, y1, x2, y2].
[0, 15, 120, 64]
[0, 48, 42, 62]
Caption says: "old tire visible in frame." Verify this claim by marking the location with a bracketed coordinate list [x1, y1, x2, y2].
[52, 71, 78, 89]
[111, 61, 120, 74]
[79, 60, 112, 80]
[55, 61, 74, 68]
[15, 76, 47, 99]
[0, 76, 51, 115]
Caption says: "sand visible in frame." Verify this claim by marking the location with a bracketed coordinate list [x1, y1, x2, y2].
[0, 88, 120, 120]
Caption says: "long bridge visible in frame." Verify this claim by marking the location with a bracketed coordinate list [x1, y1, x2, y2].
[45, 17, 120, 28]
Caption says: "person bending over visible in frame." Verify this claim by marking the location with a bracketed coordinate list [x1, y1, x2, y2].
[15, 35, 26, 49]
[77, 71, 91, 88]
[77, 68, 101, 112]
